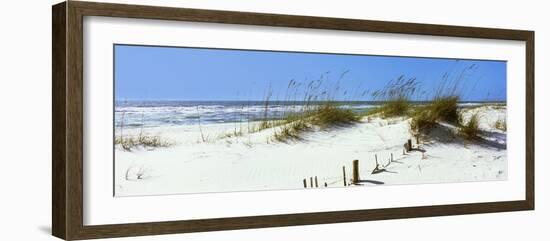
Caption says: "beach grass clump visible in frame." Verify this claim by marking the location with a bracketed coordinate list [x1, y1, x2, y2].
[371, 75, 418, 118]
[250, 72, 363, 142]
[458, 113, 481, 141]
[274, 120, 310, 142]
[310, 103, 360, 128]
[408, 94, 460, 133]
[378, 97, 411, 118]
[494, 118, 507, 131]
[115, 134, 172, 151]
[426, 96, 460, 124]
[409, 109, 438, 134]
[408, 96, 459, 135]
[410, 64, 472, 130]
[274, 102, 360, 142]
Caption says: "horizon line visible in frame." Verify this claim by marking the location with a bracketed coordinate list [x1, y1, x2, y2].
[114, 99, 507, 103]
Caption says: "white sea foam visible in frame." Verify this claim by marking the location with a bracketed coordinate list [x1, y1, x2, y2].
[115, 101, 377, 128]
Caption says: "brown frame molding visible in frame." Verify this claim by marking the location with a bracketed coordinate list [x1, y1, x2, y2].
[52, 1, 534, 240]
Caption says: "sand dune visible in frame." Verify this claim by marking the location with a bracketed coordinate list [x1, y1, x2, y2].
[115, 105, 507, 197]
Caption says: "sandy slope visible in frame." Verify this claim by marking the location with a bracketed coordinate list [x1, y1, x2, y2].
[115, 106, 507, 196]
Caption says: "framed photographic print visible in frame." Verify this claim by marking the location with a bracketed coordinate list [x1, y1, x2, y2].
[52, 1, 534, 240]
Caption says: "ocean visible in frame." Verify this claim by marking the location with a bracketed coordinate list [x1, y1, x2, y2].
[114, 100, 376, 128]
[114, 100, 500, 128]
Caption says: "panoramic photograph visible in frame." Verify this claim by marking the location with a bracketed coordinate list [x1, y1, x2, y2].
[113, 44, 507, 197]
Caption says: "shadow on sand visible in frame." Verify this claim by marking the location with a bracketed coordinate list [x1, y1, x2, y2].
[423, 123, 506, 150]
[354, 179, 385, 185]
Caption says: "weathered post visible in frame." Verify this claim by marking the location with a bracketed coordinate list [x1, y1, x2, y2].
[342, 166, 347, 186]
[310, 177, 313, 188]
[407, 139, 413, 152]
[315, 176, 319, 188]
[352, 160, 359, 184]
[303, 178, 307, 188]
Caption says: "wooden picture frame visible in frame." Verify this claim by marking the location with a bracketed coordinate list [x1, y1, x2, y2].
[52, 1, 534, 240]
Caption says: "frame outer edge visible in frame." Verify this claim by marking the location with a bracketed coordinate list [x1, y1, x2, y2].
[66, 0, 86, 240]
[54, 1, 535, 240]
[52, 1, 68, 240]
[526, 31, 535, 210]
[70, 0, 533, 40]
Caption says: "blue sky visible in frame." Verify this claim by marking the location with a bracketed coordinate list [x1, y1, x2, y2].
[114, 44, 506, 102]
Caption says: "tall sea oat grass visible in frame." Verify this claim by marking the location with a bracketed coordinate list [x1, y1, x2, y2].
[269, 72, 362, 142]
[370, 75, 418, 117]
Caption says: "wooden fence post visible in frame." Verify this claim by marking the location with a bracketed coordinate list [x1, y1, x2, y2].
[310, 177, 313, 188]
[315, 176, 318, 188]
[342, 166, 347, 186]
[303, 178, 307, 188]
[352, 160, 359, 184]
[407, 139, 412, 152]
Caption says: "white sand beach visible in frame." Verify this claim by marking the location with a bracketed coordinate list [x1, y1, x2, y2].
[115, 105, 507, 197]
